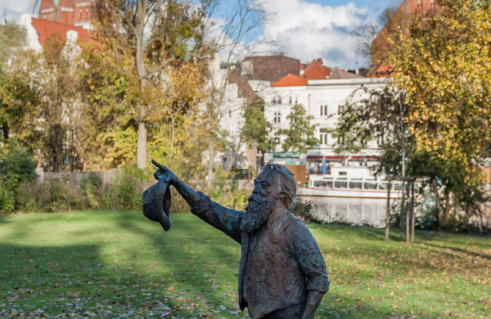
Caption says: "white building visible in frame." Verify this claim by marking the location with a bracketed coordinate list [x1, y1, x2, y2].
[265, 75, 387, 174]
[217, 57, 388, 174]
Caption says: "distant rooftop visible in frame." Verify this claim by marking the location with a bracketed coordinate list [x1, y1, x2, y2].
[31, 17, 98, 47]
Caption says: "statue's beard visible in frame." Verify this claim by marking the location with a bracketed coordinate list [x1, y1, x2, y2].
[240, 194, 277, 233]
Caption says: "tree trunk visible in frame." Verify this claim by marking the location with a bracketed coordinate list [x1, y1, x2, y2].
[385, 179, 391, 241]
[169, 116, 176, 162]
[410, 180, 415, 243]
[135, 0, 149, 169]
[432, 179, 441, 226]
[443, 190, 451, 229]
[400, 180, 406, 241]
[206, 137, 215, 190]
[2, 122, 8, 141]
[137, 120, 147, 169]
[405, 181, 410, 244]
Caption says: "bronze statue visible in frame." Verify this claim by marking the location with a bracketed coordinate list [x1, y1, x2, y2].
[149, 161, 329, 319]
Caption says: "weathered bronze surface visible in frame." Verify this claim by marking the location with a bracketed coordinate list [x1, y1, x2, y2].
[142, 162, 172, 231]
[149, 161, 329, 319]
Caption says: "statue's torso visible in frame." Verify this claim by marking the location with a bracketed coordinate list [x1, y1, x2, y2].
[242, 210, 307, 319]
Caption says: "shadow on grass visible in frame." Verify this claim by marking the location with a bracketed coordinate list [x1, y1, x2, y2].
[420, 242, 491, 261]
[0, 242, 206, 318]
[3, 211, 488, 318]
[0, 215, 8, 224]
[116, 211, 245, 316]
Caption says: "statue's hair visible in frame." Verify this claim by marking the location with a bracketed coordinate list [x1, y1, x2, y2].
[263, 164, 297, 209]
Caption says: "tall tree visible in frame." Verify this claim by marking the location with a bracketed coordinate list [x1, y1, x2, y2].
[242, 97, 271, 152]
[334, 86, 416, 241]
[92, 0, 213, 169]
[391, 0, 491, 225]
[35, 35, 84, 171]
[200, 0, 266, 183]
[280, 103, 318, 153]
[0, 24, 39, 143]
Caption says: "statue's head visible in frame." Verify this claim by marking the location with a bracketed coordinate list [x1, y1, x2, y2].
[240, 164, 297, 233]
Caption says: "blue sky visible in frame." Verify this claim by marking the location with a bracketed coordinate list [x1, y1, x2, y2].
[4, 0, 403, 68]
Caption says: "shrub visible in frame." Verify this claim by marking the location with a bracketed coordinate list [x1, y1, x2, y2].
[81, 175, 103, 209]
[17, 167, 147, 213]
[0, 140, 36, 214]
[292, 199, 317, 223]
[112, 168, 144, 210]
[210, 168, 248, 211]
[18, 180, 86, 212]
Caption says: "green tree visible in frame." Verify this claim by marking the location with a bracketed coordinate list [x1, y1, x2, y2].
[242, 97, 271, 153]
[0, 140, 36, 214]
[280, 103, 318, 153]
[0, 24, 39, 142]
[35, 35, 85, 171]
[334, 86, 418, 241]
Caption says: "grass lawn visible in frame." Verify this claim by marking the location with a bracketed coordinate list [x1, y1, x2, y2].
[0, 211, 490, 318]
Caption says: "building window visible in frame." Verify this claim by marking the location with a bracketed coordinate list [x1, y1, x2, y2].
[320, 105, 328, 116]
[337, 134, 346, 145]
[320, 129, 328, 146]
[229, 109, 232, 118]
[405, 2, 410, 13]
[271, 97, 276, 104]
[337, 104, 345, 114]
[289, 96, 293, 104]
[274, 134, 280, 144]
[278, 97, 282, 104]
[274, 112, 281, 124]
[295, 97, 298, 104]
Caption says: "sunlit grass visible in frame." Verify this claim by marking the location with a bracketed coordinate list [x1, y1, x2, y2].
[0, 211, 490, 318]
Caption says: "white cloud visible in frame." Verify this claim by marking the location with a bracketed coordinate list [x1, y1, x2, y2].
[2, 0, 35, 23]
[257, 0, 371, 68]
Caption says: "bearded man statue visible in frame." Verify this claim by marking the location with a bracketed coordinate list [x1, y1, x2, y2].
[154, 164, 329, 319]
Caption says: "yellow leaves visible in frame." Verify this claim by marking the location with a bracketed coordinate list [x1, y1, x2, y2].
[389, 0, 491, 188]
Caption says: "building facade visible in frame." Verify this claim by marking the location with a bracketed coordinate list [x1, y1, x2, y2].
[217, 55, 387, 173]
[264, 77, 387, 173]
[38, 0, 95, 29]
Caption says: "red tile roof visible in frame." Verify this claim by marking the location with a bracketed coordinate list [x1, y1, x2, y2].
[371, 64, 393, 78]
[271, 74, 308, 87]
[302, 59, 331, 80]
[31, 17, 98, 48]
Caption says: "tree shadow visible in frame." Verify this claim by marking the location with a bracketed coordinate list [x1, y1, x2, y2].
[115, 211, 246, 316]
[0, 215, 8, 224]
[419, 242, 491, 261]
[0, 212, 246, 318]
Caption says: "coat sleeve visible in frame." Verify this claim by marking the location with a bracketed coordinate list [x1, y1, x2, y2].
[189, 191, 243, 244]
[284, 220, 330, 293]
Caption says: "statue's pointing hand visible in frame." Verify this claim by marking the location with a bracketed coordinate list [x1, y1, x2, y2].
[152, 160, 179, 185]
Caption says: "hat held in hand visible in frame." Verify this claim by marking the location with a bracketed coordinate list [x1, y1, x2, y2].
[142, 176, 172, 231]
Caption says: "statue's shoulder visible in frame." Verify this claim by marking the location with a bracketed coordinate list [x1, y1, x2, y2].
[274, 211, 306, 235]
[283, 211, 316, 238]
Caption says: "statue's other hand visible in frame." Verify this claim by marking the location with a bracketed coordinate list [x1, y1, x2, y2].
[152, 160, 179, 185]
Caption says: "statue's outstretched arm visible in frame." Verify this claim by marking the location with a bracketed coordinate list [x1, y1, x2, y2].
[152, 160, 243, 243]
